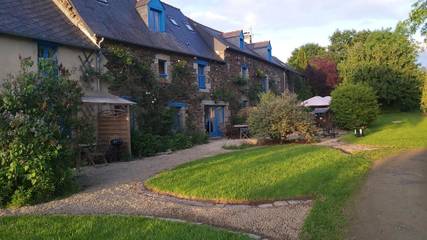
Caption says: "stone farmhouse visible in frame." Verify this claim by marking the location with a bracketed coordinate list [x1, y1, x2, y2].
[0, 0, 304, 153]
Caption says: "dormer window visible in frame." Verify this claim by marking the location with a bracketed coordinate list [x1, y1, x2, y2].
[149, 9, 163, 32]
[185, 23, 194, 31]
[170, 17, 179, 26]
[239, 31, 245, 49]
[136, 0, 166, 32]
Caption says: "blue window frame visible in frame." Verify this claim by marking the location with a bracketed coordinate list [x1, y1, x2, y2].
[197, 60, 207, 90]
[37, 41, 58, 75]
[158, 59, 168, 79]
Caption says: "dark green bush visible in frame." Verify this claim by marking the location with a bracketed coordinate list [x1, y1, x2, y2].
[168, 133, 193, 151]
[330, 83, 380, 130]
[0, 58, 82, 207]
[131, 132, 169, 157]
[188, 131, 209, 145]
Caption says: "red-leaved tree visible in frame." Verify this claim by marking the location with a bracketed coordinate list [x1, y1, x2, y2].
[305, 57, 339, 96]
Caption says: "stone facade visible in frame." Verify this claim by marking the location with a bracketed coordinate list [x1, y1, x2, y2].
[101, 40, 293, 136]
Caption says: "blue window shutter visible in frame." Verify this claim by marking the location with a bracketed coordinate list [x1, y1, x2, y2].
[197, 60, 208, 90]
[198, 64, 206, 89]
[239, 31, 244, 49]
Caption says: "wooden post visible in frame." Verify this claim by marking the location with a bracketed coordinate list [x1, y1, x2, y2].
[127, 105, 132, 159]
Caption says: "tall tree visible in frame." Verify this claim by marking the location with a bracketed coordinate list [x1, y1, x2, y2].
[305, 57, 339, 96]
[288, 43, 326, 71]
[339, 30, 423, 110]
[328, 29, 370, 64]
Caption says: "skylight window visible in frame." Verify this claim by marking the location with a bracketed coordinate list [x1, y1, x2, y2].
[96, 0, 109, 4]
[170, 17, 179, 26]
[185, 23, 194, 31]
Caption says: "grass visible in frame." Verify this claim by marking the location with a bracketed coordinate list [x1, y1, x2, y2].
[146, 112, 427, 240]
[342, 112, 427, 149]
[146, 144, 372, 240]
[0, 215, 251, 240]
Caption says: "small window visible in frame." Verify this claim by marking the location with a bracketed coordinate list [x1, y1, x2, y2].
[185, 23, 194, 31]
[158, 59, 168, 79]
[197, 62, 207, 90]
[37, 42, 58, 74]
[170, 17, 179, 26]
[262, 77, 269, 92]
[241, 65, 249, 80]
[149, 9, 162, 32]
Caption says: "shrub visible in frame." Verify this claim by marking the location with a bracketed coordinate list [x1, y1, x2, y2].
[248, 92, 316, 142]
[330, 83, 380, 130]
[0, 58, 82, 207]
[168, 133, 193, 151]
[187, 131, 209, 145]
[131, 132, 168, 157]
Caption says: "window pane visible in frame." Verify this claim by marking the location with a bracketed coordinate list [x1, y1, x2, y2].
[158, 60, 166, 75]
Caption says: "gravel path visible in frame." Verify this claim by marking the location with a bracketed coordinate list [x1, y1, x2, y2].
[78, 139, 244, 192]
[0, 139, 313, 240]
[316, 138, 377, 154]
[346, 149, 427, 240]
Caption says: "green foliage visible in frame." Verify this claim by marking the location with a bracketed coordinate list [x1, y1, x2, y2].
[338, 30, 423, 111]
[0, 58, 82, 207]
[187, 131, 209, 145]
[328, 29, 371, 64]
[0, 216, 250, 240]
[422, 73, 427, 113]
[131, 132, 168, 157]
[288, 43, 326, 71]
[248, 92, 316, 142]
[168, 133, 193, 151]
[405, 0, 427, 40]
[330, 83, 380, 130]
[131, 130, 208, 158]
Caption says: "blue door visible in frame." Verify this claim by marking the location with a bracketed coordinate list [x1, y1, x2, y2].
[205, 106, 224, 138]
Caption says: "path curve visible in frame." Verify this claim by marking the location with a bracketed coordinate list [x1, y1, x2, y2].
[0, 139, 312, 240]
[346, 149, 427, 240]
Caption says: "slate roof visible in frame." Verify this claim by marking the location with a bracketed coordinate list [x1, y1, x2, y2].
[0, 0, 97, 49]
[191, 21, 294, 71]
[69, 0, 222, 62]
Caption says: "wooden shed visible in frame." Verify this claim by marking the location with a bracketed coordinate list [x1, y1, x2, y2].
[81, 95, 136, 158]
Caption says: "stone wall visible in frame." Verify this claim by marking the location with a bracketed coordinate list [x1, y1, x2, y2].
[100, 41, 291, 134]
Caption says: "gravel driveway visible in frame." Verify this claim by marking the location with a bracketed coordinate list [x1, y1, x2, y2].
[0, 139, 313, 240]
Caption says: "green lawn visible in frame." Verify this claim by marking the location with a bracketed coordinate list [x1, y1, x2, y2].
[145, 112, 427, 240]
[146, 144, 372, 240]
[342, 112, 427, 149]
[0, 216, 250, 240]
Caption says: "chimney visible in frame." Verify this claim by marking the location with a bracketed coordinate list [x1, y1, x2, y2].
[244, 32, 252, 44]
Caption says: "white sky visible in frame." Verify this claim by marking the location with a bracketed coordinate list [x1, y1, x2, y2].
[164, 0, 425, 66]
